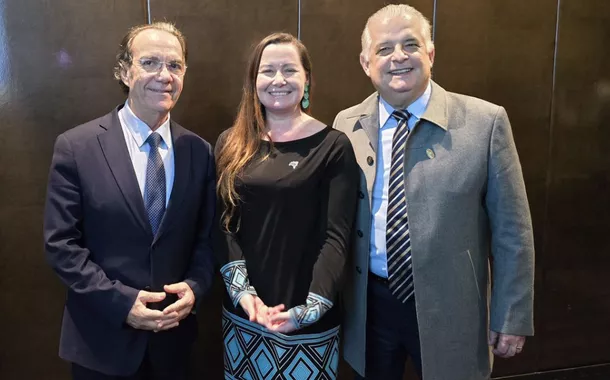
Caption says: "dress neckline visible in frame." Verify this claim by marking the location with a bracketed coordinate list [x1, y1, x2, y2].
[261, 126, 330, 146]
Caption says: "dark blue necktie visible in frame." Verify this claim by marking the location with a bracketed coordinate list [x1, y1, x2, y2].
[386, 110, 414, 303]
[145, 132, 166, 235]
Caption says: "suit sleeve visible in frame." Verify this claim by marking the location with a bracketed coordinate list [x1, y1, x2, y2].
[184, 141, 217, 303]
[486, 106, 535, 336]
[43, 133, 139, 327]
[288, 133, 359, 330]
[213, 131, 257, 308]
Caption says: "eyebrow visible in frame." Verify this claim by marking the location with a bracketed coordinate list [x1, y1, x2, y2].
[258, 63, 298, 68]
[138, 55, 184, 62]
[375, 37, 419, 48]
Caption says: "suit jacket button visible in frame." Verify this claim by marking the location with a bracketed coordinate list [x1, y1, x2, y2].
[357, 230, 363, 237]
[356, 266, 362, 274]
[358, 191, 365, 199]
[367, 156, 374, 166]
[144, 286, 151, 291]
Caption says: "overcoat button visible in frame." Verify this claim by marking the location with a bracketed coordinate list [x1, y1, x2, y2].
[357, 230, 363, 237]
[367, 156, 374, 166]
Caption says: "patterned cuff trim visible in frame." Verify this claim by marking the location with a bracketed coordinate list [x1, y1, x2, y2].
[289, 292, 333, 330]
[220, 260, 257, 308]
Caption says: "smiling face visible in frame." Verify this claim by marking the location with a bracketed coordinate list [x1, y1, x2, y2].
[256, 43, 308, 116]
[120, 28, 185, 126]
[361, 15, 434, 109]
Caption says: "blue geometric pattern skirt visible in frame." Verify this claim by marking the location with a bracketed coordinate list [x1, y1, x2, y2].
[222, 308, 340, 379]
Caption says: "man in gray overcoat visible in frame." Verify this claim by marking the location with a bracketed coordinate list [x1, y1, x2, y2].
[333, 4, 535, 380]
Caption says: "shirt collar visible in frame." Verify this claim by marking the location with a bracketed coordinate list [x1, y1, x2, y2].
[120, 102, 173, 149]
[378, 81, 432, 128]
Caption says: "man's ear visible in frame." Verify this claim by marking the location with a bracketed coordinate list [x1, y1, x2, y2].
[360, 53, 371, 77]
[428, 46, 436, 68]
[119, 66, 131, 89]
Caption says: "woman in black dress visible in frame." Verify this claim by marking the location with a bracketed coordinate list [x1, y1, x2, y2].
[215, 32, 358, 379]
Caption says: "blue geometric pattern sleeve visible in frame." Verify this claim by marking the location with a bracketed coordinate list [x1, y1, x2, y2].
[220, 260, 257, 308]
[288, 292, 333, 330]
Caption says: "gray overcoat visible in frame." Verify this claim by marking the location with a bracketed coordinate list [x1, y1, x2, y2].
[333, 81, 535, 380]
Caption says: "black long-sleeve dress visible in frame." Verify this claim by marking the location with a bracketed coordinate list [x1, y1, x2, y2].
[215, 126, 358, 379]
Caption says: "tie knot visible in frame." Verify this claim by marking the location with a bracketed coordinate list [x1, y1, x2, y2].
[147, 132, 163, 148]
[392, 109, 411, 123]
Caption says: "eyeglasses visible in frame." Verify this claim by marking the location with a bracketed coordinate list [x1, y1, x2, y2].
[136, 58, 187, 76]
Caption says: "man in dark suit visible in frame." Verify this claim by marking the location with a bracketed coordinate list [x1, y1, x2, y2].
[334, 4, 534, 380]
[43, 22, 215, 380]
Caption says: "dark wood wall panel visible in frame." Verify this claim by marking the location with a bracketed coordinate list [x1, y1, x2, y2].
[147, 1, 297, 378]
[149, 0, 298, 144]
[0, 1, 145, 379]
[540, 0, 610, 371]
[300, 0, 434, 125]
[0, 0, 609, 379]
[433, 0, 558, 376]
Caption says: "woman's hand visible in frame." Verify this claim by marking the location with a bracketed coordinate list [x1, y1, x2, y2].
[266, 311, 298, 334]
[239, 294, 285, 326]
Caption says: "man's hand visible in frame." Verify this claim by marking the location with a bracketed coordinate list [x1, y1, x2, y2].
[156, 282, 196, 331]
[126, 290, 174, 330]
[489, 330, 526, 358]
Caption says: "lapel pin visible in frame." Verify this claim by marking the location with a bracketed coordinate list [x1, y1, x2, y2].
[426, 148, 435, 159]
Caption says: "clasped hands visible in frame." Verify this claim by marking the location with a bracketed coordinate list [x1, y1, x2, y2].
[239, 293, 297, 334]
[126, 282, 195, 332]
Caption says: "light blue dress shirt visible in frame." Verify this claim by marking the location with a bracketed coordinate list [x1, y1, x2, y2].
[118, 103, 174, 206]
[369, 82, 432, 278]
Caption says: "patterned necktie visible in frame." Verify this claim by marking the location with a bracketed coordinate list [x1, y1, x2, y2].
[145, 132, 166, 235]
[386, 109, 414, 303]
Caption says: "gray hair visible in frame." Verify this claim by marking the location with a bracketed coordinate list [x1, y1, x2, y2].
[113, 22, 188, 94]
[361, 4, 434, 59]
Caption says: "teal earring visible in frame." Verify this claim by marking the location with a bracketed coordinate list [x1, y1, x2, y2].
[301, 84, 310, 109]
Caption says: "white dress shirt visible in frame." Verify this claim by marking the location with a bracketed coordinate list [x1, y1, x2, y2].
[118, 102, 174, 206]
[369, 82, 432, 278]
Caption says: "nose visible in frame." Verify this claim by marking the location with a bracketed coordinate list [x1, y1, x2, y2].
[155, 64, 173, 81]
[272, 70, 286, 85]
[391, 45, 409, 62]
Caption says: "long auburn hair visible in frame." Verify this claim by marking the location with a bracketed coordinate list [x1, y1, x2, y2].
[216, 32, 313, 231]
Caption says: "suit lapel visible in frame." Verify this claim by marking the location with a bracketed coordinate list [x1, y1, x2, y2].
[352, 92, 380, 153]
[420, 81, 449, 131]
[98, 108, 152, 236]
[154, 121, 190, 243]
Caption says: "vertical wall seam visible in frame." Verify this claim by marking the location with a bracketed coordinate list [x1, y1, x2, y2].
[538, 0, 561, 370]
[297, 0, 302, 39]
[146, 0, 152, 24]
[432, 0, 438, 41]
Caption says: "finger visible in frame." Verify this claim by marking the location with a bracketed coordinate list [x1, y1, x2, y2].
[493, 338, 510, 357]
[137, 308, 167, 320]
[157, 321, 180, 331]
[488, 330, 499, 346]
[136, 317, 164, 331]
[156, 311, 180, 322]
[267, 321, 294, 333]
[164, 282, 187, 295]
[505, 344, 517, 358]
[139, 291, 166, 304]
[267, 304, 286, 315]
[268, 312, 291, 324]
[163, 296, 192, 314]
